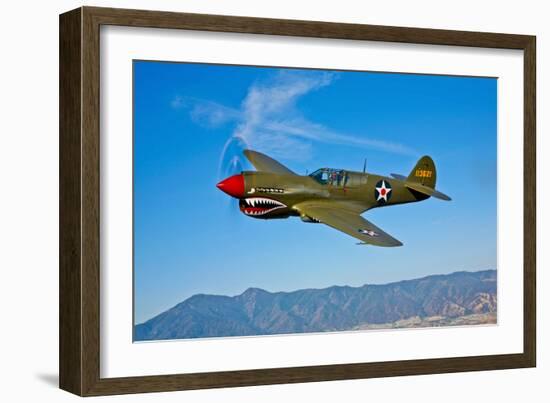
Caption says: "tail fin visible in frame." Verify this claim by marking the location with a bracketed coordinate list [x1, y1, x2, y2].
[407, 156, 436, 189]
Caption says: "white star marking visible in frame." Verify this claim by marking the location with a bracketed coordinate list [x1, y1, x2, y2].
[359, 229, 379, 237]
[375, 180, 392, 202]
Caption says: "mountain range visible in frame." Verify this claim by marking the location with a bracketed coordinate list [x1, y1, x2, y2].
[134, 270, 497, 341]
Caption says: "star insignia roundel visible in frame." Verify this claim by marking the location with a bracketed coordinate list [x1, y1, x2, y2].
[374, 180, 392, 203]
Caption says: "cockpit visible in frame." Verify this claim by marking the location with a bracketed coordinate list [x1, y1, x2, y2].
[309, 168, 348, 187]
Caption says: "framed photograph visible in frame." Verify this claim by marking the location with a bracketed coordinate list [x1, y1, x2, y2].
[59, 6, 536, 396]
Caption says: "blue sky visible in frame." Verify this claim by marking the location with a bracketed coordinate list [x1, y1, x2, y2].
[134, 61, 497, 324]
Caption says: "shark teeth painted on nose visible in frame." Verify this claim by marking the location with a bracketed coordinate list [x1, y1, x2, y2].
[239, 197, 286, 216]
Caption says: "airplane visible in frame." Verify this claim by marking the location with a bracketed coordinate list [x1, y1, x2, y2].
[216, 150, 451, 247]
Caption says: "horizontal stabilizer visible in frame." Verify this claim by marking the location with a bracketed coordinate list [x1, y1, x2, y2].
[390, 173, 407, 181]
[405, 181, 451, 201]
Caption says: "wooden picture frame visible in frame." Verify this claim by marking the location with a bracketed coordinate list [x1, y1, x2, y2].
[59, 6, 536, 396]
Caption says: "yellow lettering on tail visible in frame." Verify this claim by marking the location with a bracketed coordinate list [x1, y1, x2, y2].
[415, 169, 432, 178]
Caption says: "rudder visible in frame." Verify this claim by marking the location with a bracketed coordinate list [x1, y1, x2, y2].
[407, 156, 436, 188]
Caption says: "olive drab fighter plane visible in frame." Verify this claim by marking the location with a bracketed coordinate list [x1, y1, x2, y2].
[216, 150, 451, 247]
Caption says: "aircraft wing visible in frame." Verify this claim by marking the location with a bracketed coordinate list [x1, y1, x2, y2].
[243, 150, 296, 175]
[294, 202, 403, 247]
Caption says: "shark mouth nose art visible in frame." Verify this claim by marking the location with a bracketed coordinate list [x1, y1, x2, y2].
[239, 197, 286, 216]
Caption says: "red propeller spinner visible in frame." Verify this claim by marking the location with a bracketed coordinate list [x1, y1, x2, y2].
[216, 174, 245, 198]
